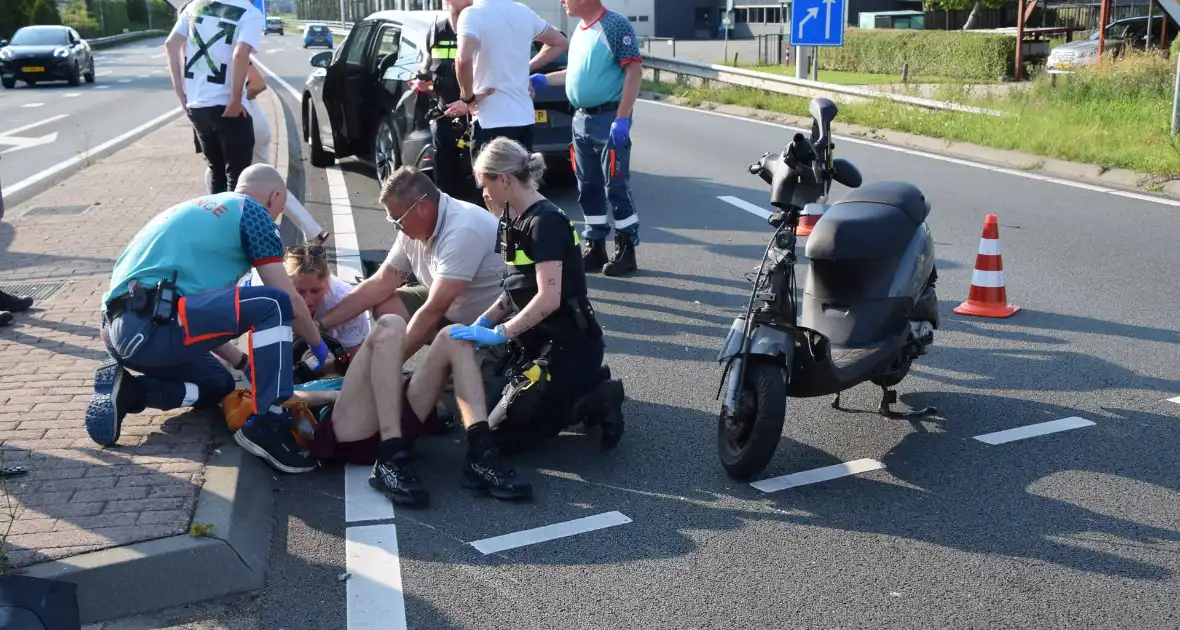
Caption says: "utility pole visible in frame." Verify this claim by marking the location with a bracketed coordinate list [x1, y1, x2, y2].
[1097, 0, 1110, 58]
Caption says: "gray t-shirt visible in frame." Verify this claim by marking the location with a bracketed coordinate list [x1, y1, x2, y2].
[383, 193, 505, 325]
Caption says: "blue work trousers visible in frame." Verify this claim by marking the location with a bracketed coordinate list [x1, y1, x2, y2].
[100, 284, 295, 419]
[572, 107, 640, 244]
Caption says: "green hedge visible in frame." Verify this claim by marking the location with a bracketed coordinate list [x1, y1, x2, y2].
[819, 29, 1017, 80]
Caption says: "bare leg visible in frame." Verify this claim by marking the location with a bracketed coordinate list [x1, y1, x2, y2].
[373, 292, 410, 321]
[405, 325, 488, 429]
[331, 314, 405, 443]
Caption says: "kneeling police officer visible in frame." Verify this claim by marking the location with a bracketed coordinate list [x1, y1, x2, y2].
[449, 137, 625, 452]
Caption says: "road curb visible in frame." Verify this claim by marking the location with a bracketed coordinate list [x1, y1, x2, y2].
[20, 437, 276, 625]
[263, 86, 302, 247]
[3, 107, 185, 210]
[645, 92, 1180, 204]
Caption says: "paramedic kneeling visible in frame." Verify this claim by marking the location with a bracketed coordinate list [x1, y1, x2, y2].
[87, 165, 329, 475]
[452, 137, 625, 452]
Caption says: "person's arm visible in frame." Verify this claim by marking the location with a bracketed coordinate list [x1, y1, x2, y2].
[618, 62, 642, 118]
[528, 24, 568, 73]
[164, 14, 189, 110]
[402, 278, 468, 359]
[455, 33, 477, 101]
[225, 8, 264, 117]
[256, 262, 322, 346]
[213, 342, 249, 370]
[477, 292, 515, 326]
[246, 63, 268, 100]
[542, 69, 567, 86]
[239, 199, 323, 348]
[500, 262, 561, 340]
[606, 15, 644, 119]
[320, 262, 406, 329]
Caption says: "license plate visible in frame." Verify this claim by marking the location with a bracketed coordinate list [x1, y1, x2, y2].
[23, 66, 45, 73]
[535, 110, 548, 124]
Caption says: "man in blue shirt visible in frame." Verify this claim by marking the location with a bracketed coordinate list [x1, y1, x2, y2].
[530, 0, 643, 276]
[87, 164, 328, 475]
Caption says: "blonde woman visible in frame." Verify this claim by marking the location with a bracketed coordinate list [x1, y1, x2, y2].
[450, 136, 625, 452]
[283, 244, 369, 356]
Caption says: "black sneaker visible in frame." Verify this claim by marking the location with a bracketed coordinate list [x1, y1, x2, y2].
[85, 360, 144, 446]
[463, 447, 533, 500]
[369, 452, 429, 506]
[0, 290, 32, 313]
[582, 238, 608, 273]
[234, 414, 317, 474]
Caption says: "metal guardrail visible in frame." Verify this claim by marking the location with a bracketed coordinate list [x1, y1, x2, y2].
[88, 29, 167, 47]
[643, 54, 1005, 117]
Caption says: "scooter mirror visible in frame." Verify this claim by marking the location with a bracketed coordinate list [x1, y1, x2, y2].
[831, 158, 862, 189]
[808, 98, 838, 150]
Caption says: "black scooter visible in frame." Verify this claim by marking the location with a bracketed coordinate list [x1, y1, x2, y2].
[715, 97, 941, 480]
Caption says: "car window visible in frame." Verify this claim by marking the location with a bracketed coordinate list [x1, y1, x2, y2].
[396, 38, 418, 64]
[343, 22, 375, 66]
[373, 25, 401, 70]
[11, 28, 69, 46]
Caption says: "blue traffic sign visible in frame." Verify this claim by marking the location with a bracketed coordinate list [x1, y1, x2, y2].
[789, 0, 846, 47]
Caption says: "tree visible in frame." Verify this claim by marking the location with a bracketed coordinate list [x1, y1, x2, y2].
[61, 0, 101, 37]
[925, 0, 1013, 30]
[29, 0, 63, 26]
[0, 0, 33, 38]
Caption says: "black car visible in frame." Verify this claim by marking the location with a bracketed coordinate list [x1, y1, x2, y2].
[0, 25, 96, 89]
[301, 10, 573, 185]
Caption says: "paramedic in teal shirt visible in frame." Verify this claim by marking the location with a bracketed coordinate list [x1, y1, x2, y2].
[529, 0, 643, 277]
[86, 165, 327, 476]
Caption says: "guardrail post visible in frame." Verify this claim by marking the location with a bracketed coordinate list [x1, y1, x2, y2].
[653, 68, 661, 83]
[671, 39, 676, 58]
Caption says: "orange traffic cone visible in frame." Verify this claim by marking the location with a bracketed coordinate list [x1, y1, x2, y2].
[954, 214, 1020, 318]
[797, 203, 824, 236]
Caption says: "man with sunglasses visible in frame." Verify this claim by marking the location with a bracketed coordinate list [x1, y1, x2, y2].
[87, 165, 330, 477]
[318, 166, 504, 364]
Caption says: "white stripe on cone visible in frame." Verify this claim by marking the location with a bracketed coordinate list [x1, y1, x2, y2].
[971, 269, 1005, 288]
[977, 238, 1001, 256]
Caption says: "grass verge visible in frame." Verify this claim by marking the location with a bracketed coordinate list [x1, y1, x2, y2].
[650, 53, 1180, 178]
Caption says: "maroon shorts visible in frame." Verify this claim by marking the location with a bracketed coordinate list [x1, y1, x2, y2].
[309, 374, 443, 466]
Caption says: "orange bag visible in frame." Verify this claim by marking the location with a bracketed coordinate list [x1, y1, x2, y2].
[220, 390, 320, 448]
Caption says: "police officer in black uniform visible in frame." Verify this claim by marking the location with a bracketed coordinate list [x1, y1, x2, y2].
[420, 15, 473, 201]
[448, 136, 625, 453]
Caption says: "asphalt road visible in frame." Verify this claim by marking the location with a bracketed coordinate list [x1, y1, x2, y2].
[97, 34, 1180, 629]
[0, 36, 181, 195]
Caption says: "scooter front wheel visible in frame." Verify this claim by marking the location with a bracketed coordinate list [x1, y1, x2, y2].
[717, 358, 787, 480]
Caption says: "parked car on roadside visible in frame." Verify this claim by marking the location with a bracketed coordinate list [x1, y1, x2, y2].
[301, 9, 573, 186]
[0, 24, 95, 89]
[302, 23, 334, 48]
[265, 16, 284, 35]
[1046, 15, 1178, 73]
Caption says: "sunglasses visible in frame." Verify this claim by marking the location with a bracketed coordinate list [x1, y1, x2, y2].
[386, 192, 429, 230]
[287, 245, 328, 258]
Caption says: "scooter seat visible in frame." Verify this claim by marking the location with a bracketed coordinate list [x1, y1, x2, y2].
[805, 181, 930, 261]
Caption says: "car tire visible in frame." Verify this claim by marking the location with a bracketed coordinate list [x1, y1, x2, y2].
[373, 115, 400, 184]
[309, 108, 334, 168]
[84, 57, 95, 83]
[67, 63, 81, 87]
[2, 77, 14, 89]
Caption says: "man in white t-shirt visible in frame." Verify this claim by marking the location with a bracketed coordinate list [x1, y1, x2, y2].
[443, 0, 568, 161]
[165, 0, 264, 193]
[319, 166, 504, 362]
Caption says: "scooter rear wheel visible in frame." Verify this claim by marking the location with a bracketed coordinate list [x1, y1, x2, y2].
[717, 359, 787, 480]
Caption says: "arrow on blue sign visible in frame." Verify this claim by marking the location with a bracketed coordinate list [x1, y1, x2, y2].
[790, 0, 846, 47]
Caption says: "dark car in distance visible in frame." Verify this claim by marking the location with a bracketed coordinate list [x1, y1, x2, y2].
[301, 10, 573, 186]
[0, 25, 95, 89]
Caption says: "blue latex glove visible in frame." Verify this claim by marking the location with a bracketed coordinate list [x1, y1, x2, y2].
[609, 117, 630, 147]
[310, 339, 330, 371]
[529, 73, 549, 93]
[449, 324, 509, 346]
[473, 316, 493, 329]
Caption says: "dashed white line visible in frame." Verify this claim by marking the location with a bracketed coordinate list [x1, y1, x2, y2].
[117, 78, 132, 83]
[1167, 396, 1180, 405]
[96, 70, 112, 76]
[62, 92, 81, 98]
[750, 458, 887, 493]
[973, 417, 1095, 445]
[344, 464, 394, 523]
[346, 524, 407, 630]
[94, 85, 110, 89]
[469, 511, 633, 555]
[20, 102, 44, 108]
[718, 195, 771, 220]
[137, 74, 149, 78]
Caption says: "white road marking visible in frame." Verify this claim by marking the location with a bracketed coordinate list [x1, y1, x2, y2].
[96, 70, 112, 76]
[973, 416, 1095, 445]
[1167, 396, 1180, 404]
[469, 511, 633, 555]
[346, 524, 407, 630]
[21, 103, 44, 108]
[137, 74, 149, 78]
[94, 85, 110, 89]
[325, 167, 366, 282]
[151, 52, 166, 58]
[6, 107, 182, 198]
[644, 99, 1180, 209]
[718, 195, 771, 220]
[750, 458, 887, 493]
[0, 115, 67, 137]
[117, 78, 132, 83]
[344, 464, 394, 523]
[62, 92, 81, 98]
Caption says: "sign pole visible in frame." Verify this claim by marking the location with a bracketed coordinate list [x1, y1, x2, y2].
[1172, 48, 1180, 136]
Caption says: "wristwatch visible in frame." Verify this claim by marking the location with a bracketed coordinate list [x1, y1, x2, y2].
[461, 93, 476, 105]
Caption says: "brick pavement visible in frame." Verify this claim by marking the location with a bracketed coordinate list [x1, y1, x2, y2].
[0, 117, 223, 570]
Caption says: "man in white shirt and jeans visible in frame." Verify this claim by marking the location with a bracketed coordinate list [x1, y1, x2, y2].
[165, 0, 264, 193]
[444, 0, 568, 162]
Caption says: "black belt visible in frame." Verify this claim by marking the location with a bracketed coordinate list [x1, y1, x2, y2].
[577, 102, 620, 115]
[104, 287, 157, 318]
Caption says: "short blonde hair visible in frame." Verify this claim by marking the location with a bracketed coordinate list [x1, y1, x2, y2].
[284, 246, 330, 280]
[378, 166, 440, 208]
[473, 137, 547, 189]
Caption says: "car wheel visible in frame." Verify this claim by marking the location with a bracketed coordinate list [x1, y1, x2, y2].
[84, 57, 95, 83]
[1, 77, 14, 89]
[67, 63, 81, 87]
[309, 108, 334, 168]
[374, 116, 399, 183]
